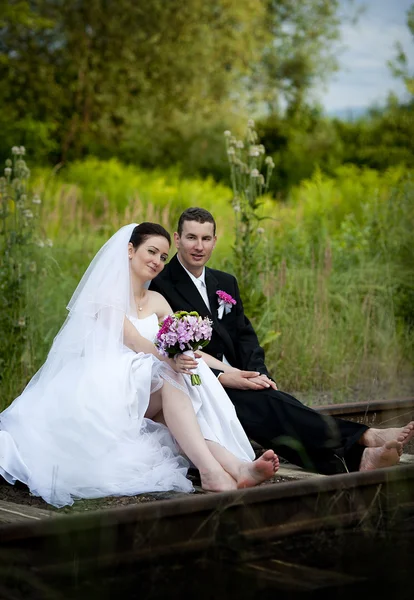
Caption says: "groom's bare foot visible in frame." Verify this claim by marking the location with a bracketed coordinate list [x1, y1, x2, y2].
[236, 449, 280, 489]
[200, 468, 238, 492]
[361, 422, 414, 448]
[359, 440, 402, 471]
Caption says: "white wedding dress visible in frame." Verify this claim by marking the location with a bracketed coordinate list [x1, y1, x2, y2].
[0, 312, 254, 508]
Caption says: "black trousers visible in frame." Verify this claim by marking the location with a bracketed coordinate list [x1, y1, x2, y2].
[226, 387, 369, 475]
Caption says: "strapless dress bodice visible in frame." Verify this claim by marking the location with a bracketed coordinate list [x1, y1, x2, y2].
[128, 313, 159, 343]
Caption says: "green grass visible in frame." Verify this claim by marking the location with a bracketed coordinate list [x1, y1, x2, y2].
[262, 262, 409, 393]
[1, 159, 412, 407]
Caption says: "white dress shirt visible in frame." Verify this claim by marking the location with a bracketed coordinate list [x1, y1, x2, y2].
[178, 257, 230, 366]
[177, 258, 211, 311]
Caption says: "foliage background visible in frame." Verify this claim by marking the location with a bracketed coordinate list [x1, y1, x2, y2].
[1, 0, 413, 407]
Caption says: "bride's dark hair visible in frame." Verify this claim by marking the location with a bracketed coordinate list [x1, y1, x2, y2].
[129, 222, 171, 248]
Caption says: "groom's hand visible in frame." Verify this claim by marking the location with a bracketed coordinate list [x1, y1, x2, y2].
[218, 371, 273, 390]
[249, 374, 278, 390]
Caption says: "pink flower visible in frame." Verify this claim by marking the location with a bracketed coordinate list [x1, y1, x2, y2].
[216, 290, 236, 305]
[216, 290, 236, 319]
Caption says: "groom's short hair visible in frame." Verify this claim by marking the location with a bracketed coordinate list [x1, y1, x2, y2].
[177, 207, 216, 236]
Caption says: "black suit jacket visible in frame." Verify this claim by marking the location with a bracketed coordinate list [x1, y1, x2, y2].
[150, 254, 270, 377]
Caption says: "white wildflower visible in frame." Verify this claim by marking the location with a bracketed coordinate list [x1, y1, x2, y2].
[32, 194, 41, 205]
[250, 169, 260, 178]
[23, 209, 33, 219]
[12, 146, 19, 155]
[45, 239, 53, 247]
[233, 204, 241, 212]
[256, 227, 265, 235]
[4, 167, 12, 177]
[19, 146, 26, 155]
[224, 130, 232, 137]
[236, 140, 244, 149]
[36, 240, 45, 248]
[17, 316, 26, 327]
[227, 147, 235, 155]
[247, 119, 255, 128]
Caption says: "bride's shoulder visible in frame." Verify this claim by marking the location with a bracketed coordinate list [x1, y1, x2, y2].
[148, 290, 171, 314]
[148, 289, 166, 303]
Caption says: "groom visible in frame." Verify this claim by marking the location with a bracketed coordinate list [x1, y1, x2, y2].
[150, 207, 412, 474]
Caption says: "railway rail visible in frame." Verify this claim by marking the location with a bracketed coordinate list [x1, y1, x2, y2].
[1, 397, 414, 598]
[314, 396, 414, 427]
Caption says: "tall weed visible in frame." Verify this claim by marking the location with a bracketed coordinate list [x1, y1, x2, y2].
[0, 148, 57, 407]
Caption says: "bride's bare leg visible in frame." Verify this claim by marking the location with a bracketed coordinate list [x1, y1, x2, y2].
[145, 388, 163, 419]
[152, 409, 166, 427]
[157, 381, 237, 492]
[206, 441, 280, 489]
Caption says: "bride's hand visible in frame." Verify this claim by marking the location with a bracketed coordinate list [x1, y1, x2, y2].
[170, 353, 199, 374]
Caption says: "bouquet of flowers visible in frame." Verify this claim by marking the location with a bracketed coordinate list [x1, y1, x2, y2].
[155, 311, 213, 385]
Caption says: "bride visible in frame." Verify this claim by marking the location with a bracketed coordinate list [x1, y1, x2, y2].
[0, 223, 279, 507]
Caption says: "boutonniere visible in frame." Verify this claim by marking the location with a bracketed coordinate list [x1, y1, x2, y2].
[216, 290, 236, 320]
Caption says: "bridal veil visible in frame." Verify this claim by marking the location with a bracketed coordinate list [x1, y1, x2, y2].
[0, 224, 192, 507]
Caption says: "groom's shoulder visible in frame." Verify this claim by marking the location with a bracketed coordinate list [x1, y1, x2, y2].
[154, 255, 177, 282]
[156, 262, 172, 280]
[207, 266, 237, 285]
[150, 263, 172, 292]
[152, 269, 171, 291]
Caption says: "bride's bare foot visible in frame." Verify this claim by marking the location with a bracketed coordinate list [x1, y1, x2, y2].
[361, 422, 414, 448]
[359, 440, 403, 471]
[236, 449, 280, 489]
[200, 468, 238, 492]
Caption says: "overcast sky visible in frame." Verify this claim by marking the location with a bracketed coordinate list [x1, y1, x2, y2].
[319, 0, 414, 112]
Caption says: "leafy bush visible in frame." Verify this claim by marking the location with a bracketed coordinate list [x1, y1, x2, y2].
[31, 158, 236, 262]
[1, 155, 413, 404]
[0, 147, 56, 406]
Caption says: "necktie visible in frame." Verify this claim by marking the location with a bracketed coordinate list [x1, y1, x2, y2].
[196, 279, 211, 312]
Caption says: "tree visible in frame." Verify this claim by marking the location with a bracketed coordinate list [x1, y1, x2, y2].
[388, 3, 414, 96]
[0, 0, 350, 167]
[248, 0, 347, 117]
[0, 0, 265, 162]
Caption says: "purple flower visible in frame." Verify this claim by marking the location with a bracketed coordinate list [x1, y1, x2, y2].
[155, 311, 213, 384]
